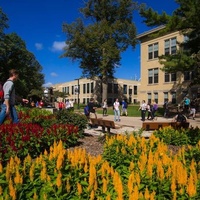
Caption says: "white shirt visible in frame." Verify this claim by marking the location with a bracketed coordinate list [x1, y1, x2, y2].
[114, 101, 120, 110]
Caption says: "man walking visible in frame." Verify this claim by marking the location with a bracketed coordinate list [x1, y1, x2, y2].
[0, 69, 29, 124]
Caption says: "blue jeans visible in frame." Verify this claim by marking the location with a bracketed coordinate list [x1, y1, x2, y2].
[114, 109, 120, 121]
[0, 104, 19, 124]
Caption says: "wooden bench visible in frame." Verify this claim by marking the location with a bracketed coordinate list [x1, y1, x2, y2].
[90, 118, 121, 133]
[142, 121, 189, 131]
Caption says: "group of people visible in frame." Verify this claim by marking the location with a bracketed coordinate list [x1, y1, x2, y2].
[139, 100, 158, 121]
[183, 96, 197, 120]
[84, 98, 128, 122]
[58, 99, 74, 111]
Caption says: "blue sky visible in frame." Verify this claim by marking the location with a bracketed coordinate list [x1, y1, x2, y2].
[1, 0, 178, 87]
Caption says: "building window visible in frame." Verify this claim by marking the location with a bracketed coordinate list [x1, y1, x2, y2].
[148, 43, 158, 60]
[72, 86, 74, 95]
[171, 92, 176, 104]
[108, 83, 112, 93]
[165, 37, 176, 55]
[83, 84, 86, 94]
[164, 72, 176, 82]
[148, 68, 159, 84]
[154, 93, 158, 103]
[91, 82, 94, 93]
[164, 92, 168, 103]
[123, 85, 127, 94]
[87, 83, 90, 93]
[184, 71, 194, 81]
[134, 86, 137, 95]
[129, 88, 132, 95]
[147, 93, 152, 103]
[114, 84, 118, 94]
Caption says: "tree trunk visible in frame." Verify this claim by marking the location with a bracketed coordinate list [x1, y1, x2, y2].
[102, 81, 108, 103]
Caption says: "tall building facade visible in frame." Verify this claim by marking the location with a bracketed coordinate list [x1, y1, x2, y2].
[137, 26, 200, 105]
[53, 77, 140, 105]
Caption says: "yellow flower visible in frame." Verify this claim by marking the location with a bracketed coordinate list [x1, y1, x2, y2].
[9, 178, 16, 200]
[14, 168, 23, 184]
[90, 189, 95, 200]
[29, 163, 35, 182]
[77, 182, 82, 195]
[144, 187, 150, 199]
[56, 172, 62, 188]
[171, 176, 176, 193]
[102, 178, 107, 193]
[187, 173, 196, 197]
[0, 163, 3, 173]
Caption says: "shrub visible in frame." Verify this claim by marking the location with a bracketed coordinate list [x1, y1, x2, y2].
[0, 123, 79, 163]
[153, 126, 200, 146]
[56, 109, 88, 135]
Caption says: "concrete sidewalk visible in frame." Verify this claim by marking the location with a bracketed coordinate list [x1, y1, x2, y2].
[84, 113, 200, 137]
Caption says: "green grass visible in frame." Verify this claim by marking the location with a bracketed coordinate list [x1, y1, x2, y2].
[76, 104, 164, 117]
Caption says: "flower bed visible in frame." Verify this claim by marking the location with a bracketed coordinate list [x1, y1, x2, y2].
[0, 134, 200, 199]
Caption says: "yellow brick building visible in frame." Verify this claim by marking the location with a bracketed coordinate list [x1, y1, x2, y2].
[53, 77, 140, 105]
[137, 26, 200, 105]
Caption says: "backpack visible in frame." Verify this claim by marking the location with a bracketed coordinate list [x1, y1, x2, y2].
[124, 102, 127, 109]
[84, 105, 90, 116]
[0, 83, 4, 100]
[176, 114, 186, 123]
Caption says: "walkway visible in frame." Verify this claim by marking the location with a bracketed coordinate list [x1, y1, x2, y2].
[84, 113, 200, 137]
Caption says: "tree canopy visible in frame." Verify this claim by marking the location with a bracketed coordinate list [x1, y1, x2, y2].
[0, 8, 44, 98]
[140, 0, 200, 85]
[62, 0, 139, 101]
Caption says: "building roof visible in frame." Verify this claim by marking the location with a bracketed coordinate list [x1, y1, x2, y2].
[136, 25, 166, 40]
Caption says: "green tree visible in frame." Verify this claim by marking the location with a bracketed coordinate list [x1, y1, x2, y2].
[140, 0, 200, 85]
[0, 33, 44, 98]
[62, 0, 138, 102]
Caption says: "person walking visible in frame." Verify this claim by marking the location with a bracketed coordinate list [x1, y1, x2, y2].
[88, 98, 97, 118]
[163, 99, 169, 118]
[121, 99, 128, 116]
[188, 99, 196, 120]
[183, 96, 190, 115]
[139, 100, 147, 121]
[102, 99, 108, 116]
[152, 100, 158, 120]
[146, 102, 153, 120]
[0, 69, 29, 124]
[113, 98, 120, 122]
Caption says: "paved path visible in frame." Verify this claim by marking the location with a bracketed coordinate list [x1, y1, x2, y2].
[84, 113, 200, 137]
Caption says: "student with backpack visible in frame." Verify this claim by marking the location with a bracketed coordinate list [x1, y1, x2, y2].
[121, 99, 128, 116]
[0, 69, 29, 124]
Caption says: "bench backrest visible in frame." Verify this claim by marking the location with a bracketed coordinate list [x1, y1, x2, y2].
[90, 118, 102, 126]
[102, 120, 116, 128]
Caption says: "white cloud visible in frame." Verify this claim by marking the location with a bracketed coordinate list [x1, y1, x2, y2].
[51, 41, 66, 52]
[50, 72, 58, 77]
[43, 82, 53, 87]
[35, 43, 43, 50]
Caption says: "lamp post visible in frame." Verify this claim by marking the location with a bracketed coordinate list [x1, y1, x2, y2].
[75, 78, 80, 109]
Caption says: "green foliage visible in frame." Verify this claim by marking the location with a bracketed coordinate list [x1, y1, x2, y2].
[153, 126, 200, 146]
[55, 109, 88, 135]
[62, 0, 139, 101]
[153, 127, 189, 146]
[0, 9, 44, 97]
